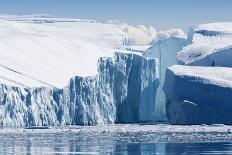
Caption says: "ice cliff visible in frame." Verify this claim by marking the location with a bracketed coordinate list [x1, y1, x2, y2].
[0, 52, 159, 126]
[163, 65, 232, 125]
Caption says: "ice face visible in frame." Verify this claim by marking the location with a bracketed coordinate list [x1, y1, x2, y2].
[0, 52, 159, 126]
[65, 57, 116, 125]
[0, 85, 62, 126]
[177, 22, 232, 67]
[113, 53, 159, 123]
[143, 37, 189, 121]
[163, 65, 232, 125]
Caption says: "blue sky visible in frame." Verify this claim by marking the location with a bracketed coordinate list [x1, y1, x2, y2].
[0, 0, 231, 30]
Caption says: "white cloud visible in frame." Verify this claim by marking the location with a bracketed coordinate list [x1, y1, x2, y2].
[108, 20, 186, 46]
[157, 28, 186, 41]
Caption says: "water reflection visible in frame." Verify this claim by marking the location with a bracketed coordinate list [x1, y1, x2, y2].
[0, 131, 232, 154]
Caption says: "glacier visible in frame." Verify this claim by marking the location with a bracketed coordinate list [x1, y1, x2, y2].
[143, 37, 189, 120]
[0, 52, 159, 126]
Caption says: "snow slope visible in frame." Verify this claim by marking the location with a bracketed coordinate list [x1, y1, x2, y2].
[163, 65, 232, 124]
[177, 22, 232, 66]
[0, 15, 127, 88]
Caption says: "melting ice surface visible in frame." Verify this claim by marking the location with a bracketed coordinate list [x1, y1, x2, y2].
[1, 124, 232, 154]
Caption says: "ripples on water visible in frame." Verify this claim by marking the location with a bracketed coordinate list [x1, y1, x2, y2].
[1, 124, 232, 154]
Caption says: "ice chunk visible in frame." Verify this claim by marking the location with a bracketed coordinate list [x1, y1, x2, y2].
[163, 65, 232, 125]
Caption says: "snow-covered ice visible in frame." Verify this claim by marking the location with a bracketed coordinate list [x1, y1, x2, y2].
[177, 22, 232, 66]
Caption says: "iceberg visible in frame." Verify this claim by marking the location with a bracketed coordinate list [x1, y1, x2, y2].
[163, 65, 232, 125]
[163, 22, 232, 125]
[177, 22, 232, 67]
[0, 52, 159, 126]
[143, 37, 189, 120]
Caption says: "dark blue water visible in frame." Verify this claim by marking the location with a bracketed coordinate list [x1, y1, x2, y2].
[1, 125, 232, 154]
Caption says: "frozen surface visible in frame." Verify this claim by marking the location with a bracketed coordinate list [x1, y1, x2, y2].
[163, 65, 232, 124]
[177, 22, 232, 66]
[143, 37, 189, 121]
[0, 52, 159, 126]
[1, 124, 232, 154]
[0, 15, 127, 88]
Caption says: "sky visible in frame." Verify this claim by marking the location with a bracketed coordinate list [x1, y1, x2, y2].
[0, 0, 232, 31]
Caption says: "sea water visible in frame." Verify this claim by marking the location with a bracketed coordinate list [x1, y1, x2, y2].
[0, 124, 232, 154]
